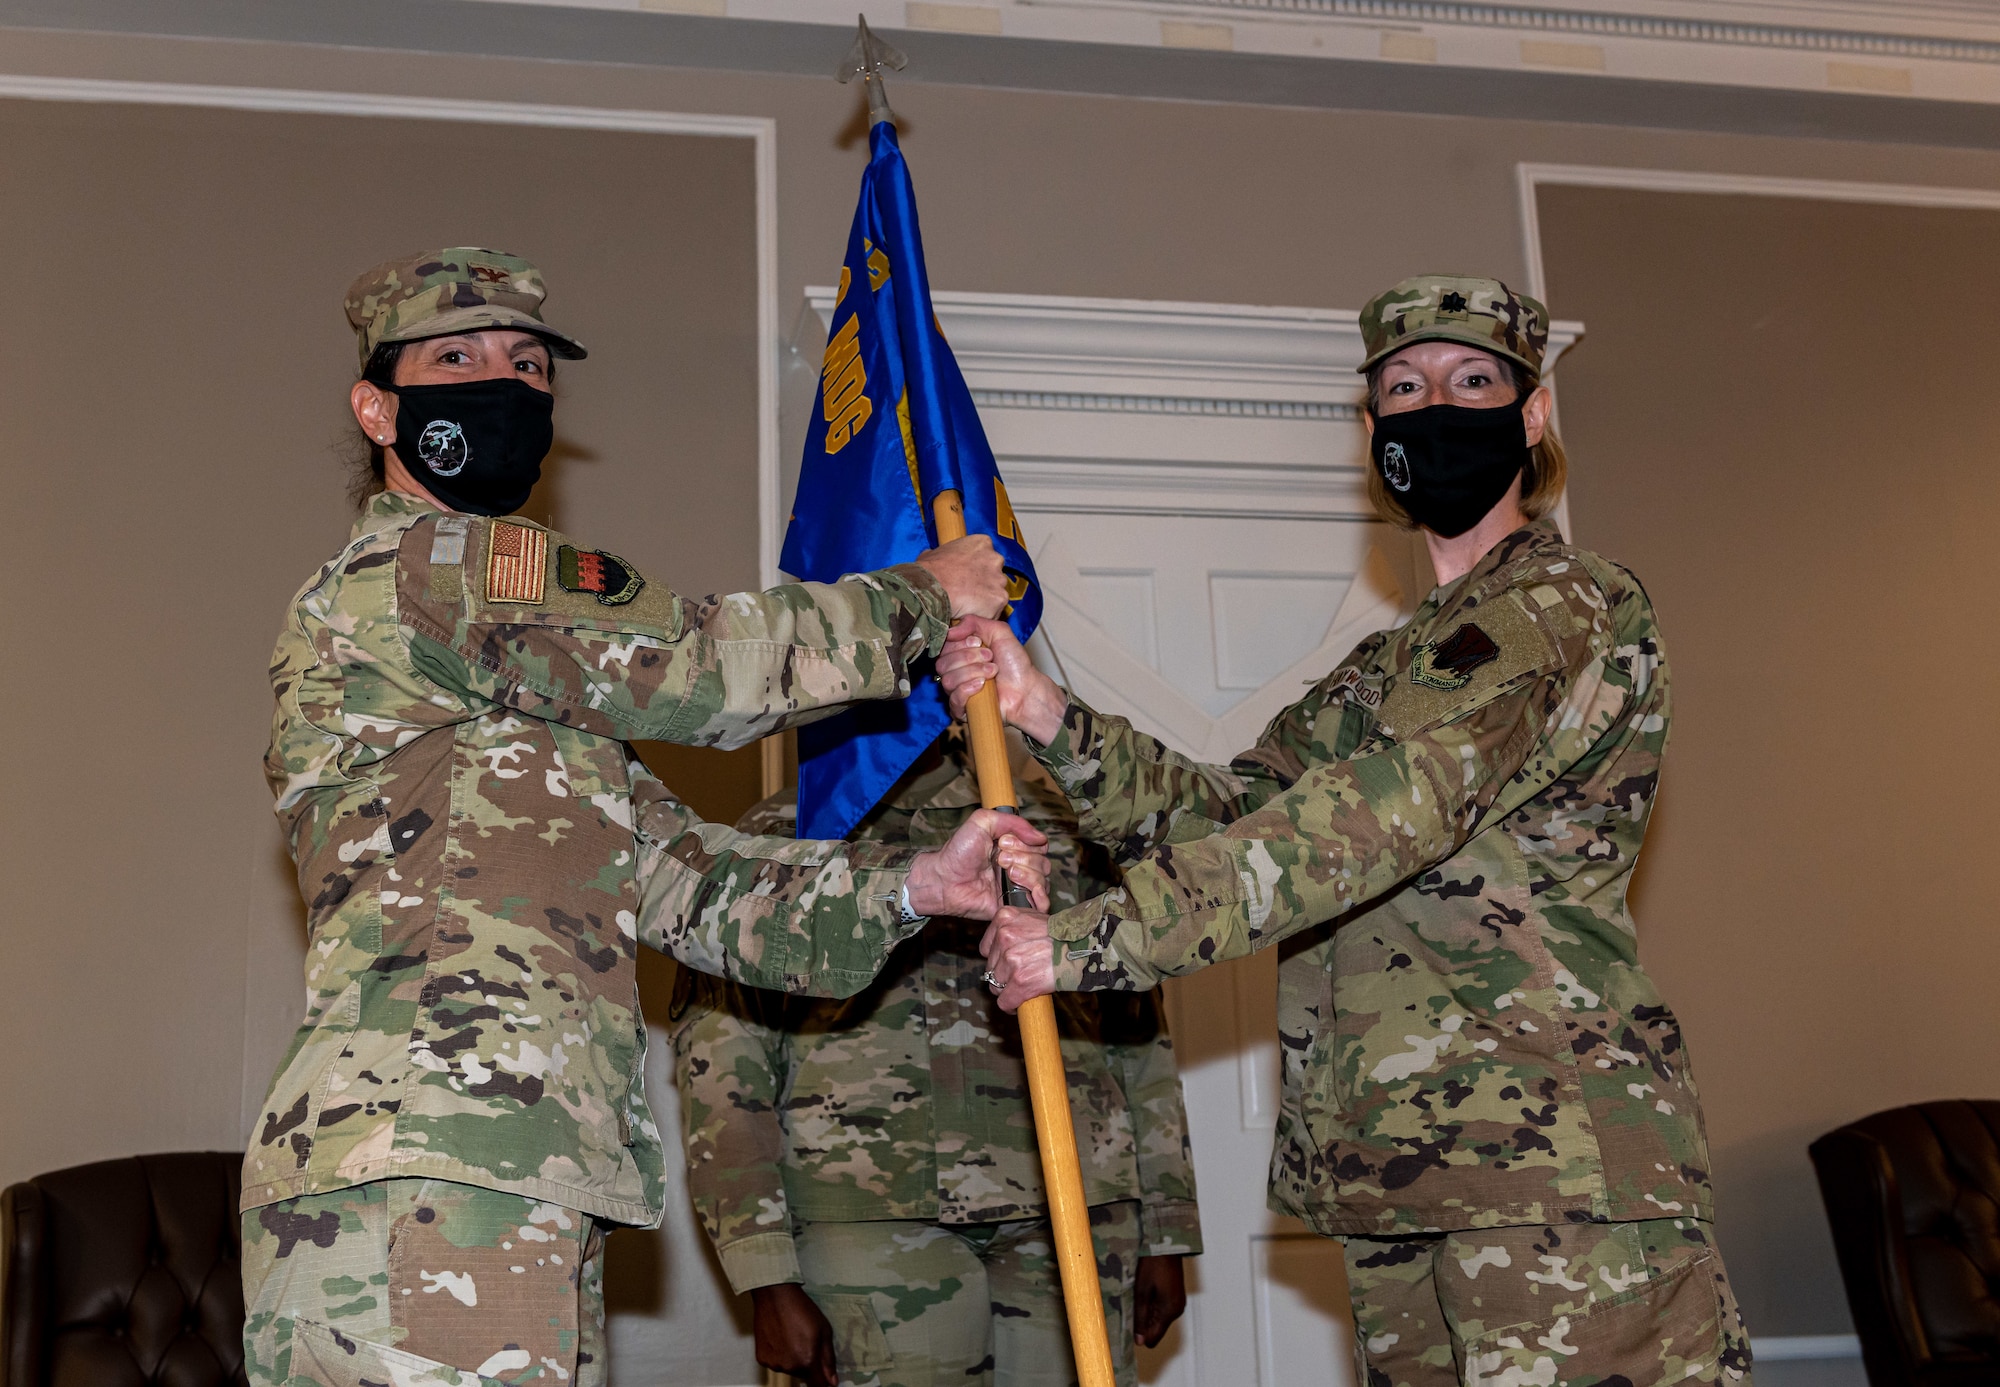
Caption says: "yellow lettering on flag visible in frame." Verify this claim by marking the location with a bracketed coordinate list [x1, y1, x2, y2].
[895, 390, 922, 502]
[995, 479, 1031, 601]
[835, 265, 852, 306]
[822, 312, 873, 453]
[865, 239, 892, 291]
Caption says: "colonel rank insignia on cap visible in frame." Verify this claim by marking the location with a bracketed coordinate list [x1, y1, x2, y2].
[557, 546, 644, 605]
[1410, 623, 1499, 691]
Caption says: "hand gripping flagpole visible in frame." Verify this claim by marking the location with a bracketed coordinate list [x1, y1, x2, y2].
[933, 488, 1119, 1387]
[839, 22, 1119, 1387]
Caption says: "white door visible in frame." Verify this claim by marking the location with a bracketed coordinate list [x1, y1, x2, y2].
[1030, 516, 1407, 1387]
[798, 288, 1579, 1387]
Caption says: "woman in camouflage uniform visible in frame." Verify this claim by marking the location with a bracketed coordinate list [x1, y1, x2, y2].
[943, 276, 1753, 1387]
[243, 248, 1046, 1387]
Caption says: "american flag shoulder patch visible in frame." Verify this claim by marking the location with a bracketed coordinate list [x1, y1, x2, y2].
[485, 521, 547, 604]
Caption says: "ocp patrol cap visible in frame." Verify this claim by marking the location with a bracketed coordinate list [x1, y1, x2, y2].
[1357, 274, 1548, 376]
[344, 247, 588, 366]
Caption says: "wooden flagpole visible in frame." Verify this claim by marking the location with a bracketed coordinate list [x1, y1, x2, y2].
[932, 490, 1117, 1387]
[836, 26, 1114, 1383]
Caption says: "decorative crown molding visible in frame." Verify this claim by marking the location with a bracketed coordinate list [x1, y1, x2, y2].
[801, 286, 1581, 523]
[969, 388, 1356, 419]
[717, 0, 2000, 108]
[804, 285, 1584, 400]
[1132, 0, 2000, 63]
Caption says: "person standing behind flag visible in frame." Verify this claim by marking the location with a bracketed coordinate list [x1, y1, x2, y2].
[242, 247, 1047, 1387]
[783, 115, 1042, 844]
[782, 81, 1138, 1387]
[673, 729, 1200, 1387]
[947, 276, 1754, 1387]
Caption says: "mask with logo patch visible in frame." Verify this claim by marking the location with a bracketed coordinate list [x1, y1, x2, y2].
[1368, 400, 1529, 539]
[386, 377, 555, 517]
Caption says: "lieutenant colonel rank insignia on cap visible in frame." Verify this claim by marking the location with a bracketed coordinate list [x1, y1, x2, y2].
[1410, 622, 1499, 691]
[486, 521, 547, 604]
[557, 545, 644, 605]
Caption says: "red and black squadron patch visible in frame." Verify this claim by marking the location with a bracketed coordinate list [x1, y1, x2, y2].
[556, 545, 644, 606]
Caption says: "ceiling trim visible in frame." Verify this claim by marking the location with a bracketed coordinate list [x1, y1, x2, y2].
[16, 0, 2000, 146]
[502, 0, 2000, 106]
[1094, 0, 2000, 64]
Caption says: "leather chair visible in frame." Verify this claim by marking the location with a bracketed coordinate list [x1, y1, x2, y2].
[2, 1152, 246, 1387]
[1810, 1100, 2000, 1386]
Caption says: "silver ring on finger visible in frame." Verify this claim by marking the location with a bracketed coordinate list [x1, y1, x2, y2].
[982, 970, 1002, 993]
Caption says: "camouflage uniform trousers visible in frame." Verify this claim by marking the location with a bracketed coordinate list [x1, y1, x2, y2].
[241, 1178, 604, 1387]
[1341, 1218, 1753, 1387]
[794, 1198, 1141, 1387]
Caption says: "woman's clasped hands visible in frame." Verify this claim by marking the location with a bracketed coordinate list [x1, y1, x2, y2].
[937, 615, 1071, 1012]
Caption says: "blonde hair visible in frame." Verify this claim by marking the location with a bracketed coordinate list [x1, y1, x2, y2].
[1362, 359, 1568, 530]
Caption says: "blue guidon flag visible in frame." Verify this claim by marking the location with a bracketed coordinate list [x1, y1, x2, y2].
[782, 119, 1041, 842]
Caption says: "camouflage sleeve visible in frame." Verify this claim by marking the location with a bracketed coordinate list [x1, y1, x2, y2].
[397, 513, 951, 751]
[1049, 595, 1608, 991]
[1029, 771, 1204, 1250]
[1103, 993, 1203, 1257]
[671, 970, 801, 1294]
[632, 775, 928, 998]
[1034, 636, 1389, 862]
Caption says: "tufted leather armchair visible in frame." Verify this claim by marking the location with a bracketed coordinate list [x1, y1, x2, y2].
[1, 1152, 246, 1387]
[1810, 1101, 2000, 1387]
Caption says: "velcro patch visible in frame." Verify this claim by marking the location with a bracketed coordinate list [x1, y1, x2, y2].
[427, 516, 469, 603]
[1409, 622, 1500, 691]
[429, 515, 469, 566]
[557, 545, 644, 606]
[1376, 591, 1562, 740]
[486, 521, 547, 604]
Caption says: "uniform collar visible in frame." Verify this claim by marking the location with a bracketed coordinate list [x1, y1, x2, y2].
[1420, 517, 1565, 617]
[356, 488, 444, 539]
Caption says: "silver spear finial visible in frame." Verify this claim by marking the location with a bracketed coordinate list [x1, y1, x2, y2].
[837, 14, 907, 126]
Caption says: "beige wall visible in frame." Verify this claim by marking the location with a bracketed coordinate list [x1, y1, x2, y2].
[6, 22, 2000, 1375]
[0, 92, 767, 1379]
[1542, 184, 2000, 1333]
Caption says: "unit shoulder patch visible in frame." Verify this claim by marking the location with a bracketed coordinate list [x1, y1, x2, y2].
[486, 521, 547, 605]
[1375, 590, 1564, 740]
[1409, 622, 1500, 691]
[557, 545, 644, 606]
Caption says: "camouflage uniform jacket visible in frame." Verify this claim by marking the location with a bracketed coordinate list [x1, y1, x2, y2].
[1036, 521, 1711, 1238]
[249, 491, 954, 1228]
[673, 752, 1203, 1294]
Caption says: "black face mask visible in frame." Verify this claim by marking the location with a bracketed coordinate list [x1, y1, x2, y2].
[1369, 400, 1529, 539]
[387, 377, 555, 517]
